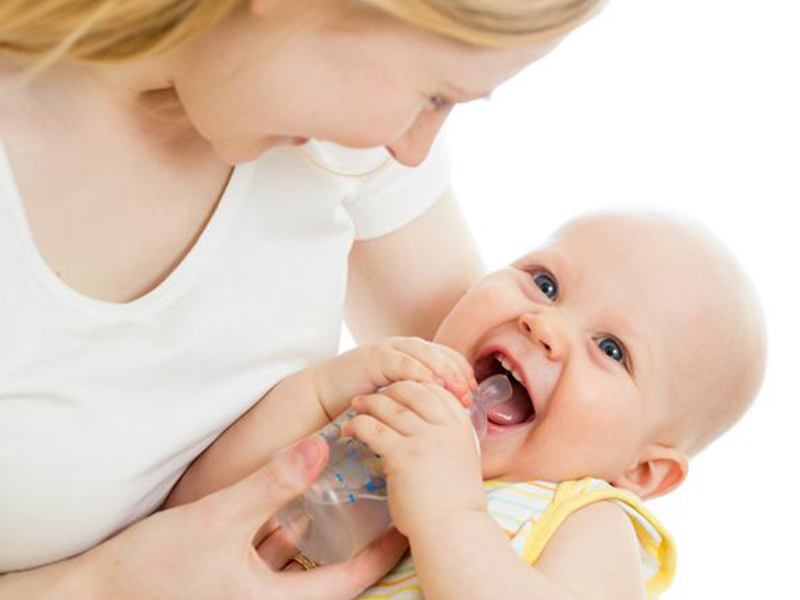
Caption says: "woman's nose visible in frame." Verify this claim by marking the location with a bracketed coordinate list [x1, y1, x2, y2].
[385, 109, 450, 167]
[518, 311, 571, 361]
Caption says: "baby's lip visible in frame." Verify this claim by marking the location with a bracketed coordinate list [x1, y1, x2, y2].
[475, 345, 532, 397]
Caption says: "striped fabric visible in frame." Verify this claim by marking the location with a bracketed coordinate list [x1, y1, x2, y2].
[358, 478, 674, 600]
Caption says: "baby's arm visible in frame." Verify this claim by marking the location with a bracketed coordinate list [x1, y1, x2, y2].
[166, 338, 476, 507]
[346, 383, 645, 600]
[411, 497, 644, 600]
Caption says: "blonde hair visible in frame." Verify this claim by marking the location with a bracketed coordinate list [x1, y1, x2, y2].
[364, 0, 606, 46]
[0, 0, 240, 63]
[0, 0, 604, 68]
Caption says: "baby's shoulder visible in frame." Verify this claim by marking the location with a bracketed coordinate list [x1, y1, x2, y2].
[487, 478, 675, 599]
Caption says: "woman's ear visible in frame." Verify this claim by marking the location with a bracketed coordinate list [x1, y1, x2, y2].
[612, 445, 688, 500]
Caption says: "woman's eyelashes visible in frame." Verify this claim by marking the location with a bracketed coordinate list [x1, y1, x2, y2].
[428, 94, 454, 112]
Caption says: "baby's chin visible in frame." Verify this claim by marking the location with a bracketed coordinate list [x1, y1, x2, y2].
[479, 448, 601, 485]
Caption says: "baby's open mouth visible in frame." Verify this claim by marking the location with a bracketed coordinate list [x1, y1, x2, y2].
[474, 353, 536, 427]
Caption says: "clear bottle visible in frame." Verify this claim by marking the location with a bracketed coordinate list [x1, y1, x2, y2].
[276, 374, 512, 564]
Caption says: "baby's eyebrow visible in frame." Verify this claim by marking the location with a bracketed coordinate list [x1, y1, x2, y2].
[516, 248, 572, 277]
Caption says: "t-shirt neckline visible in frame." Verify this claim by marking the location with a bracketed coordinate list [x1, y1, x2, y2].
[0, 127, 256, 318]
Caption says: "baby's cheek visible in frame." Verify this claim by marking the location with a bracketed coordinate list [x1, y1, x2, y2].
[435, 283, 515, 346]
[552, 387, 642, 461]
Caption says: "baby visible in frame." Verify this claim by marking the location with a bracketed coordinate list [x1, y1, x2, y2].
[167, 211, 766, 600]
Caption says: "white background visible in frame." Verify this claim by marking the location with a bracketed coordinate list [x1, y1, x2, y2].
[446, 0, 798, 596]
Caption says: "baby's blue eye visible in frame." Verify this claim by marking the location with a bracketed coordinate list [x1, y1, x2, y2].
[534, 273, 558, 300]
[598, 338, 625, 363]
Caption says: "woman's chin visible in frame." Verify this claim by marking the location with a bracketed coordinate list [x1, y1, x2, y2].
[213, 135, 303, 165]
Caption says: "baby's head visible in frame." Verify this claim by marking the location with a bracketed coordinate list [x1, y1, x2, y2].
[434, 211, 766, 499]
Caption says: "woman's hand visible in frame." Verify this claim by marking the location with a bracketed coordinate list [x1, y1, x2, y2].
[1, 436, 407, 600]
[343, 381, 486, 538]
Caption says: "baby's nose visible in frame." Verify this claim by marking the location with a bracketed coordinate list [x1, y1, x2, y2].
[518, 311, 571, 361]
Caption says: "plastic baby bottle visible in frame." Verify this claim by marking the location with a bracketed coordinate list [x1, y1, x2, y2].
[275, 374, 513, 565]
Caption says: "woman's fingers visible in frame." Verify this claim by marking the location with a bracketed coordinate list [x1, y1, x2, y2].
[283, 560, 305, 573]
[82, 434, 403, 600]
[257, 527, 298, 570]
[207, 436, 329, 537]
[278, 529, 408, 599]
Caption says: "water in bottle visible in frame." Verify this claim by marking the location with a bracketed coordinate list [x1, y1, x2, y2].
[276, 374, 512, 564]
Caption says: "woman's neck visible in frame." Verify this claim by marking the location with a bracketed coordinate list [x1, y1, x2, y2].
[0, 46, 194, 136]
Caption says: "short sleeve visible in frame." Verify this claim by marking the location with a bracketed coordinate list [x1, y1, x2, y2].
[306, 134, 451, 241]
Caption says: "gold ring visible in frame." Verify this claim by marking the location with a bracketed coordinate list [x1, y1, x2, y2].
[288, 552, 319, 571]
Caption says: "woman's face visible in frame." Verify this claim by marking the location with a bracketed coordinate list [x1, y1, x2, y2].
[173, 2, 558, 165]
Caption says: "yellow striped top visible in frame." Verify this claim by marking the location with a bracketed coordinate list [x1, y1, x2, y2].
[358, 478, 675, 600]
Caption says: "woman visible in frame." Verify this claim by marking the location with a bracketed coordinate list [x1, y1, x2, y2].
[0, 0, 604, 598]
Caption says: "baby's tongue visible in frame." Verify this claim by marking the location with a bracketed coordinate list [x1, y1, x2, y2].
[486, 380, 534, 426]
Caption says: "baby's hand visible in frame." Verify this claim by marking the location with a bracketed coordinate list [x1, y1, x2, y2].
[367, 337, 477, 401]
[318, 337, 478, 409]
[342, 381, 486, 538]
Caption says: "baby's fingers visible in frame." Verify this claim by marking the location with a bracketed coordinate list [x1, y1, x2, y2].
[364, 381, 462, 426]
[386, 338, 477, 400]
[342, 413, 404, 459]
[351, 391, 422, 436]
[370, 340, 443, 388]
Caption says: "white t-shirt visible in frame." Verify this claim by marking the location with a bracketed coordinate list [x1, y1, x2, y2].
[0, 135, 450, 572]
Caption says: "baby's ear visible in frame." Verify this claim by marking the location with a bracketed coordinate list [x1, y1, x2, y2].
[611, 445, 688, 500]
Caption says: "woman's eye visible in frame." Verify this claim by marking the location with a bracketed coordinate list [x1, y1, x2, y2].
[533, 273, 558, 300]
[597, 337, 625, 364]
[428, 95, 452, 112]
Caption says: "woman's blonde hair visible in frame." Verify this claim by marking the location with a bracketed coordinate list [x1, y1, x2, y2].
[364, 0, 606, 46]
[0, 0, 604, 67]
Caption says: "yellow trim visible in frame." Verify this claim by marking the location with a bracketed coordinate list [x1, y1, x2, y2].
[369, 572, 418, 587]
[359, 584, 421, 599]
[520, 479, 676, 599]
[484, 480, 557, 493]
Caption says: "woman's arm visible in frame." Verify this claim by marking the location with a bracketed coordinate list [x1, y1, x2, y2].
[346, 188, 485, 343]
[0, 552, 100, 600]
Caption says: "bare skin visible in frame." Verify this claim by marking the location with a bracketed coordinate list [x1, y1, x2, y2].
[170, 211, 765, 600]
[344, 212, 766, 600]
[0, 1, 549, 306]
[0, 0, 566, 598]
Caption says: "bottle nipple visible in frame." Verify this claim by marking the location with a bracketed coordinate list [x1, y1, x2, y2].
[469, 374, 512, 446]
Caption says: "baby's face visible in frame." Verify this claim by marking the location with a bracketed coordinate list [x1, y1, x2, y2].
[434, 215, 719, 487]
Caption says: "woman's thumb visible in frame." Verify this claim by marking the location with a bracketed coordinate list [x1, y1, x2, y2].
[211, 435, 329, 532]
